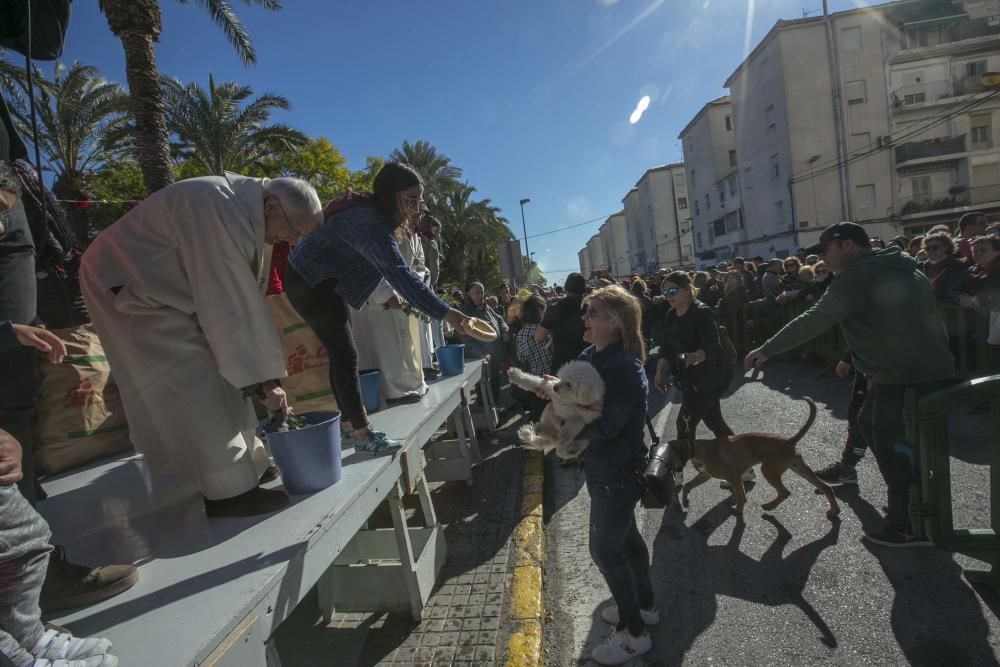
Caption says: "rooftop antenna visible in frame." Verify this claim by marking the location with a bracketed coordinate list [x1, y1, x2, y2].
[802, 7, 822, 17]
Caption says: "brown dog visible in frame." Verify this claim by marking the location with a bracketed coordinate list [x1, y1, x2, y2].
[669, 398, 840, 520]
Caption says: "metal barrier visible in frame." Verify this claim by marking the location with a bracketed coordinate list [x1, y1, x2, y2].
[905, 375, 1000, 594]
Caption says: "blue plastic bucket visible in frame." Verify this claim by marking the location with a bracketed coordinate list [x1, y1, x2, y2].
[436, 344, 465, 376]
[265, 411, 342, 494]
[359, 369, 381, 413]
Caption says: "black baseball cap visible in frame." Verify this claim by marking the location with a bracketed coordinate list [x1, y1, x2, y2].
[804, 222, 871, 254]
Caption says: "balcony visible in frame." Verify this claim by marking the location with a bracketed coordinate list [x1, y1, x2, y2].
[894, 134, 966, 165]
[892, 80, 953, 109]
[898, 184, 1000, 218]
[901, 14, 1000, 50]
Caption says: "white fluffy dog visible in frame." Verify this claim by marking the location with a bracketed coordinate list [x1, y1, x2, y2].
[508, 360, 605, 460]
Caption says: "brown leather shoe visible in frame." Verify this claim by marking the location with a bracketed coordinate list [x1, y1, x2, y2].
[204, 486, 289, 518]
[40, 546, 139, 614]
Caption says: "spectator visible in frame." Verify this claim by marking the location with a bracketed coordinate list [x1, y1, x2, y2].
[718, 270, 747, 323]
[732, 257, 755, 290]
[761, 259, 784, 300]
[908, 235, 925, 258]
[801, 260, 833, 301]
[889, 235, 910, 254]
[918, 230, 967, 301]
[284, 162, 471, 460]
[745, 222, 955, 547]
[572, 285, 655, 664]
[535, 273, 588, 374]
[514, 295, 551, 420]
[796, 247, 809, 264]
[694, 271, 720, 307]
[460, 281, 509, 399]
[655, 271, 741, 481]
[956, 211, 988, 260]
[629, 278, 654, 341]
[955, 235, 1000, 370]
[870, 237, 886, 250]
[805, 254, 819, 266]
[419, 215, 443, 289]
[781, 257, 808, 291]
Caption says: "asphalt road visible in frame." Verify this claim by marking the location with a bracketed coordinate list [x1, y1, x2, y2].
[543, 360, 1000, 666]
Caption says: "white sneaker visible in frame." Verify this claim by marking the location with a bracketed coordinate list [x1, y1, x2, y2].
[32, 655, 119, 667]
[600, 604, 660, 626]
[720, 467, 756, 489]
[591, 628, 652, 665]
[31, 630, 111, 661]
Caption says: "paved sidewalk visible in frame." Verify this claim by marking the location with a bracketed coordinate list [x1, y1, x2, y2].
[274, 432, 524, 666]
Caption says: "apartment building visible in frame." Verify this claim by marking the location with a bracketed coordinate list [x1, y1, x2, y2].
[679, 96, 748, 265]
[886, 0, 1000, 233]
[578, 248, 592, 279]
[596, 211, 630, 278]
[585, 233, 608, 275]
[724, 3, 904, 258]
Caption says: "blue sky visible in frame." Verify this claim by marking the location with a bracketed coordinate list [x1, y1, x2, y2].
[56, 0, 869, 285]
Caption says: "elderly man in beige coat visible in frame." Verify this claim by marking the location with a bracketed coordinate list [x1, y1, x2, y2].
[80, 173, 322, 518]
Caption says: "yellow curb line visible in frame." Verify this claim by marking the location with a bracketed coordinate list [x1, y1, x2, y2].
[505, 449, 545, 667]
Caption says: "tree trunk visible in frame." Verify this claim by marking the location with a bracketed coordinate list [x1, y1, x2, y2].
[120, 31, 173, 194]
[100, 0, 173, 194]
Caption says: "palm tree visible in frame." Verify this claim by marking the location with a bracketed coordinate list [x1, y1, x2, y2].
[433, 183, 514, 287]
[162, 74, 307, 176]
[390, 140, 462, 205]
[7, 62, 131, 243]
[98, 0, 281, 194]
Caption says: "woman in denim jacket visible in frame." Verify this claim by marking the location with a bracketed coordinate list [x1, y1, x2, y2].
[286, 163, 471, 455]
[566, 285, 657, 664]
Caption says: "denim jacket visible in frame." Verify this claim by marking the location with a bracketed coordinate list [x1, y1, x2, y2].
[289, 205, 449, 320]
[579, 342, 649, 476]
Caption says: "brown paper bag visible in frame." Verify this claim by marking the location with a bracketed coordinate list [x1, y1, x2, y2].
[35, 323, 132, 475]
[265, 293, 339, 415]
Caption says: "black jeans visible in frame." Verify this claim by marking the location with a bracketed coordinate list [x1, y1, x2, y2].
[0, 202, 40, 502]
[857, 379, 953, 532]
[839, 372, 869, 468]
[586, 468, 654, 637]
[283, 264, 369, 430]
[676, 385, 735, 443]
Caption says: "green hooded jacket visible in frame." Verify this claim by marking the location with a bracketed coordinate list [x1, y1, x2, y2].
[760, 247, 955, 385]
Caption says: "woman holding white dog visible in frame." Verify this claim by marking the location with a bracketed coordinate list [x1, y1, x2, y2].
[573, 285, 656, 664]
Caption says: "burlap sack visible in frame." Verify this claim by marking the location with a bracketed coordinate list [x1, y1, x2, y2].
[265, 293, 339, 415]
[35, 323, 132, 475]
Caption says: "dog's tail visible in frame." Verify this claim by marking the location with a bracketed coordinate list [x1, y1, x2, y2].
[788, 398, 817, 445]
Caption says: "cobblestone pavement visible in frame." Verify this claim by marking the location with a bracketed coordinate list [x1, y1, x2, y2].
[274, 432, 524, 667]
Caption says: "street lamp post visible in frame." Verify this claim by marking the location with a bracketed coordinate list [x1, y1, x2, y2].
[519, 198, 531, 274]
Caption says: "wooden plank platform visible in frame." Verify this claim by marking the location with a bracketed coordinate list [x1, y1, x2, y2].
[38, 361, 487, 667]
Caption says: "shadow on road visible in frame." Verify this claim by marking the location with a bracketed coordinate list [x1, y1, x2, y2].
[841, 489, 1000, 666]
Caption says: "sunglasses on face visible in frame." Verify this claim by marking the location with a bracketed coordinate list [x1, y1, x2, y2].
[663, 287, 680, 297]
[401, 194, 424, 210]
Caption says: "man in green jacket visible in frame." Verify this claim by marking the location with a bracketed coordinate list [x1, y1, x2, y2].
[745, 222, 955, 547]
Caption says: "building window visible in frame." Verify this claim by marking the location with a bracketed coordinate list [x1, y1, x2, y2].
[966, 60, 987, 79]
[846, 80, 867, 105]
[691, 170, 695, 187]
[971, 114, 993, 149]
[677, 196, 688, 209]
[850, 131, 871, 156]
[911, 176, 931, 203]
[705, 194, 711, 210]
[696, 231, 703, 249]
[772, 162, 780, 180]
[765, 105, 775, 131]
[842, 26, 862, 51]
[856, 184, 876, 209]
[694, 200, 700, 216]
[718, 187, 725, 204]
[729, 150, 738, 167]
[725, 115, 732, 131]
[728, 175, 737, 196]
[714, 218, 726, 237]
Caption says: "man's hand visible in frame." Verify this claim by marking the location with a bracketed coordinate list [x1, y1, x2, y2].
[685, 350, 706, 367]
[835, 360, 851, 378]
[0, 428, 24, 486]
[443, 308, 470, 334]
[744, 348, 768, 370]
[263, 382, 288, 418]
[655, 358, 671, 392]
[13, 324, 67, 364]
[385, 295, 403, 309]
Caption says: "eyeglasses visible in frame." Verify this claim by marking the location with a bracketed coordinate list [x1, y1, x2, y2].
[663, 287, 680, 297]
[925, 244, 944, 252]
[401, 194, 424, 211]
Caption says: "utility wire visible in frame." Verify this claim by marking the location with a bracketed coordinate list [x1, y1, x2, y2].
[789, 90, 1000, 184]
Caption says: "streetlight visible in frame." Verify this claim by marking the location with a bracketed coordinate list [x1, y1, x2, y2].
[519, 198, 531, 268]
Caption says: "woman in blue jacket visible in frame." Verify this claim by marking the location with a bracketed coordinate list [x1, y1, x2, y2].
[572, 285, 656, 665]
[285, 163, 471, 455]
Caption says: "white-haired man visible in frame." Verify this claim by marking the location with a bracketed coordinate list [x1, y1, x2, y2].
[80, 173, 322, 517]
